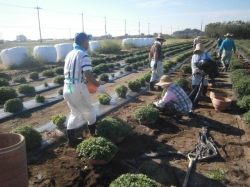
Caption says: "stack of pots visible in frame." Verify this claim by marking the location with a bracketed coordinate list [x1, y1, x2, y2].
[210, 90, 231, 111]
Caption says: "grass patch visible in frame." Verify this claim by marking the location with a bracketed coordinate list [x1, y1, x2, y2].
[206, 166, 229, 184]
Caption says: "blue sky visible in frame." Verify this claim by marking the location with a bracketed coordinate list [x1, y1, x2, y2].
[0, 0, 249, 40]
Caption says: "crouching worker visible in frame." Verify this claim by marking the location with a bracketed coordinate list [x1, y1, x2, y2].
[63, 32, 105, 147]
[153, 75, 192, 118]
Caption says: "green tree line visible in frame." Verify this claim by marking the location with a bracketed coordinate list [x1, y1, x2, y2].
[204, 20, 250, 39]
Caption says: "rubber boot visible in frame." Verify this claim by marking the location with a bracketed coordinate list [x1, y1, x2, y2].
[67, 129, 83, 147]
[88, 124, 96, 136]
[157, 86, 163, 91]
[150, 81, 156, 91]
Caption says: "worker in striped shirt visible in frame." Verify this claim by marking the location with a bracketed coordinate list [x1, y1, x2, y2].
[63, 32, 105, 147]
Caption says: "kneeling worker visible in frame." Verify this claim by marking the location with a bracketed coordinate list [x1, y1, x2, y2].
[153, 75, 192, 117]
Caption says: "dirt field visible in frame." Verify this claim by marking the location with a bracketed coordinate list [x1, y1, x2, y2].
[27, 68, 250, 186]
[1, 54, 250, 186]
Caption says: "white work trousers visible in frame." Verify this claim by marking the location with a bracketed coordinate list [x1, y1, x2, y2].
[150, 60, 164, 83]
[63, 83, 96, 129]
[221, 50, 233, 67]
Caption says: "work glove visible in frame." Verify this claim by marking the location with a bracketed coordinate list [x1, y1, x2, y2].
[97, 85, 105, 93]
[153, 101, 165, 108]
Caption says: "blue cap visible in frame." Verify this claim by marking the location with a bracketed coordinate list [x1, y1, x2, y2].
[74, 32, 92, 45]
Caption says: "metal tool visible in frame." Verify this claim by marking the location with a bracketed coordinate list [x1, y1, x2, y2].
[182, 153, 198, 187]
[126, 151, 186, 168]
[104, 92, 112, 99]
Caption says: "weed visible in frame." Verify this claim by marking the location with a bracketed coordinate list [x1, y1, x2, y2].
[206, 166, 229, 184]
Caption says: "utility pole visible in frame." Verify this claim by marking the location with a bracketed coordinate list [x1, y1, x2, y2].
[34, 5, 42, 43]
[81, 13, 84, 32]
[104, 17, 107, 39]
[171, 27, 172, 36]
[148, 23, 150, 35]
[69, 28, 71, 39]
[161, 25, 162, 34]
[125, 19, 126, 36]
[138, 22, 140, 36]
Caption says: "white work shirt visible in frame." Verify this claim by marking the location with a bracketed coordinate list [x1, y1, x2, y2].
[191, 53, 212, 85]
[64, 49, 92, 84]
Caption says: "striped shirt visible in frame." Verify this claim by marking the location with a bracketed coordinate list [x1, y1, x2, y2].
[64, 49, 92, 84]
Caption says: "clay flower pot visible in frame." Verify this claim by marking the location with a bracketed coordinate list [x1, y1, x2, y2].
[212, 96, 231, 111]
[210, 91, 227, 99]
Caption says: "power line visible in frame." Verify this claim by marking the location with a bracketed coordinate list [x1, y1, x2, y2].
[0, 2, 33, 9]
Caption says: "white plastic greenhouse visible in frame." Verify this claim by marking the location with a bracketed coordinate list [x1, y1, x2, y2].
[33, 46, 57, 63]
[89, 41, 100, 52]
[54, 43, 73, 61]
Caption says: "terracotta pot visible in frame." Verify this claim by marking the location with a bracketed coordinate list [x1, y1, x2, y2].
[0, 133, 28, 187]
[210, 91, 227, 99]
[139, 120, 156, 125]
[212, 96, 231, 111]
[88, 154, 114, 165]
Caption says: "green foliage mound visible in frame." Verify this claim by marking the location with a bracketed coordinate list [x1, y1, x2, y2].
[134, 106, 159, 122]
[0, 78, 9, 87]
[128, 80, 141, 92]
[109, 173, 158, 187]
[98, 94, 111, 105]
[13, 76, 26, 84]
[77, 137, 118, 161]
[17, 84, 35, 94]
[96, 117, 132, 141]
[12, 125, 42, 151]
[51, 114, 66, 129]
[4, 98, 23, 113]
[174, 77, 189, 90]
[0, 86, 17, 100]
[115, 85, 128, 98]
[35, 94, 45, 103]
[53, 75, 65, 84]
[28, 72, 39, 80]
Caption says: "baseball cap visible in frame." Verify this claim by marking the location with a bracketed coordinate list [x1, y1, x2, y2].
[74, 32, 92, 45]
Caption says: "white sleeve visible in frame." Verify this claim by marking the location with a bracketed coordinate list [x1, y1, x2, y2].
[79, 52, 92, 72]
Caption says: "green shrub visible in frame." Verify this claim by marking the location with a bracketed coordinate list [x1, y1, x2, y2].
[134, 106, 159, 122]
[98, 94, 111, 105]
[128, 80, 141, 92]
[0, 78, 9, 87]
[115, 62, 120, 67]
[99, 64, 109, 71]
[206, 166, 229, 184]
[28, 72, 39, 80]
[53, 75, 65, 84]
[124, 65, 132, 72]
[131, 63, 138, 70]
[96, 117, 132, 141]
[142, 71, 151, 83]
[110, 173, 158, 187]
[120, 71, 124, 74]
[122, 43, 136, 50]
[77, 137, 118, 161]
[51, 114, 66, 129]
[229, 69, 249, 84]
[92, 67, 101, 74]
[12, 125, 42, 151]
[92, 58, 101, 66]
[229, 61, 244, 71]
[4, 98, 23, 113]
[0, 86, 17, 100]
[44, 82, 48, 87]
[35, 94, 45, 103]
[180, 64, 192, 74]
[99, 73, 109, 82]
[0, 72, 12, 80]
[237, 95, 250, 110]
[137, 77, 146, 87]
[108, 63, 115, 69]
[104, 56, 111, 62]
[58, 88, 63, 95]
[242, 110, 250, 125]
[136, 62, 144, 67]
[13, 76, 26, 84]
[174, 77, 189, 90]
[232, 76, 250, 98]
[42, 69, 54, 77]
[97, 40, 121, 54]
[17, 84, 35, 94]
[53, 67, 64, 75]
[115, 85, 128, 98]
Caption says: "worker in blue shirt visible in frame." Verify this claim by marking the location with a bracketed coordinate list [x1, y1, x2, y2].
[218, 33, 236, 72]
[216, 36, 223, 48]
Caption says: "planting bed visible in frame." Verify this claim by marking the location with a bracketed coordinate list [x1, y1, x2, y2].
[4, 62, 250, 187]
[1, 44, 250, 186]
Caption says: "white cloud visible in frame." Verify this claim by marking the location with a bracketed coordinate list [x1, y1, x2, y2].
[136, 0, 183, 8]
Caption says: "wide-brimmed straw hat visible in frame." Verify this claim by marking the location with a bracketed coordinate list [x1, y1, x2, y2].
[224, 33, 233, 37]
[155, 33, 166, 42]
[156, 75, 173, 86]
[193, 43, 205, 54]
